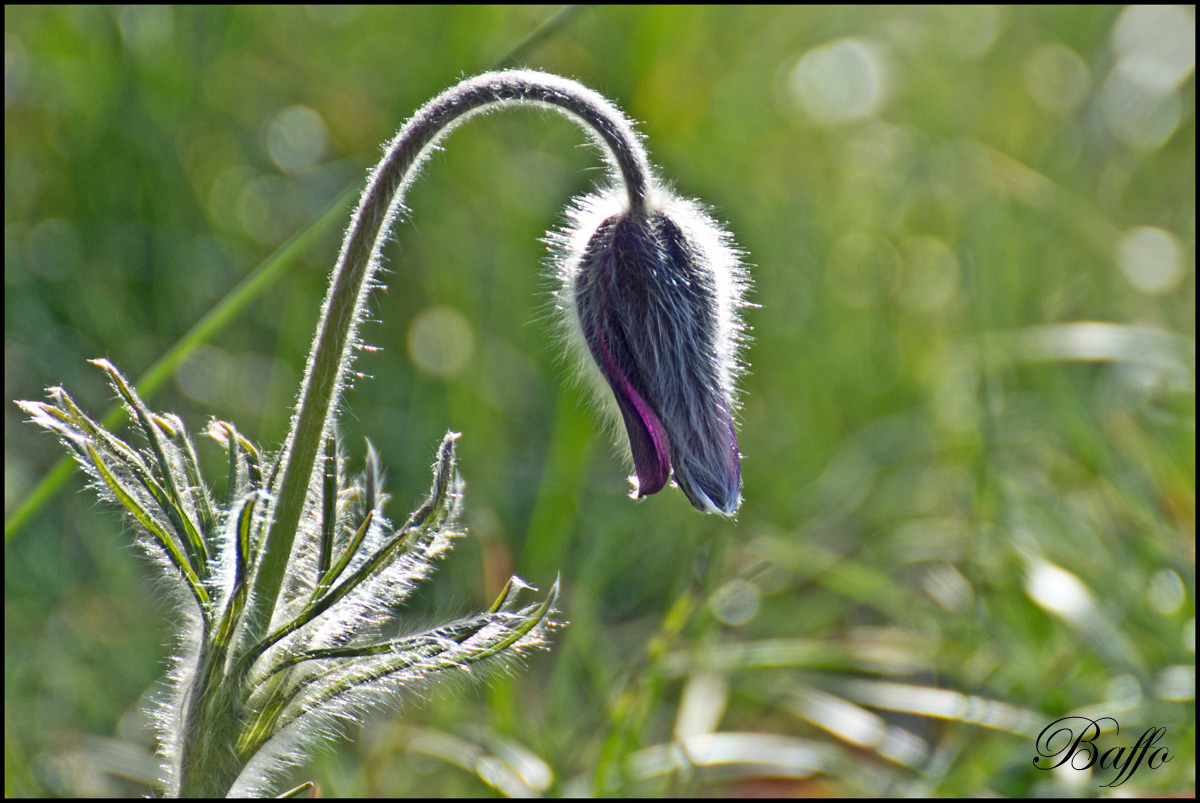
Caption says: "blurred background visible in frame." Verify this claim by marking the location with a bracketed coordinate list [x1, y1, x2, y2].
[5, 6, 1194, 797]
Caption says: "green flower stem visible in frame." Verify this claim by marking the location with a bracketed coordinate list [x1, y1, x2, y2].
[245, 70, 652, 647]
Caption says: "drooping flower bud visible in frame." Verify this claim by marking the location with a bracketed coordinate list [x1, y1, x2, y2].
[553, 186, 749, 516]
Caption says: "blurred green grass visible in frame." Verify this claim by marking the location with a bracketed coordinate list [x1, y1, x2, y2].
[5, 5, 1194, 797]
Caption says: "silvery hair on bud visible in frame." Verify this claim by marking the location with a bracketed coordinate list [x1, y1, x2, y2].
[550, 182, 750, 515]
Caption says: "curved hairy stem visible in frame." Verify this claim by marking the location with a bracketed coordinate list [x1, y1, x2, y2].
[246, 70, 653, 646]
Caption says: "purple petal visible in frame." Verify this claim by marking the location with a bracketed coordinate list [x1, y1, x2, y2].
[673, 412, 741, 515]
[594, 328, 671, 497]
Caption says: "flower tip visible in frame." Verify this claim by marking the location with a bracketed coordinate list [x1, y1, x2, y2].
[691, 488, 740, 517]
[674, 455, 742, 516]
[627, 447, 742, 516]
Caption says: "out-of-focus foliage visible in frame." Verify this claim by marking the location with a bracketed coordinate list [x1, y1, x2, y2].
[5, 6, 1193, 797]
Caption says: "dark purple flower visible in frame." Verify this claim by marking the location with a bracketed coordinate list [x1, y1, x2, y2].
[553, 188, 749, 515]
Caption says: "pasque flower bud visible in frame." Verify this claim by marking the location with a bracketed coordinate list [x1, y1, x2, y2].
[554, 186, 749, 516]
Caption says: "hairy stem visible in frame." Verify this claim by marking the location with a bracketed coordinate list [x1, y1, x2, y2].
[244, 70, 651, 660]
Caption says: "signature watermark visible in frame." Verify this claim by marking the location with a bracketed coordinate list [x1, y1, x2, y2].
[1033, 716, 1173, 787]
